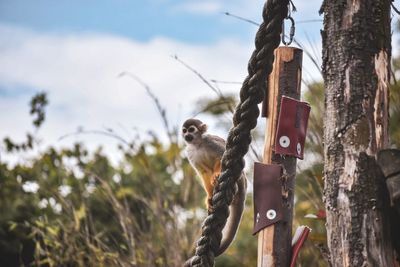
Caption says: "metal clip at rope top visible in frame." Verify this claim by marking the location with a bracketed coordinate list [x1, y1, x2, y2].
[282, 16, 295, 46]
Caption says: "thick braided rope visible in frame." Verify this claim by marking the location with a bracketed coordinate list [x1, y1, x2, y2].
[186, 1, 289, 266]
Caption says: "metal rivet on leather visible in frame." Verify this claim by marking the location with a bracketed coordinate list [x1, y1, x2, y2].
[266, 209, 277, 220]
[297, 143, 301, 154]
[279, 136, 290, 148]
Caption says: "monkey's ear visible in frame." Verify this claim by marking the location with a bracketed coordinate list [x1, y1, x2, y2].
[200, 123, 208, 133]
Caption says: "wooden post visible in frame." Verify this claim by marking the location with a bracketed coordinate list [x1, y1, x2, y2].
[257, 46, 302, 267]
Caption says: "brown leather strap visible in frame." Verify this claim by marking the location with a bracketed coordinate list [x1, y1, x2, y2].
[274, 96, 310, 159]
[253, 162, 284, 235]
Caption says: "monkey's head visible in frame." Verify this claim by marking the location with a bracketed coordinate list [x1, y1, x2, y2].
[182, 118, 208, 144]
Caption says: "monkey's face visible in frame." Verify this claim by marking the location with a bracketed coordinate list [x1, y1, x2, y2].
[182, 125, 200, 143]
[182, 118, 207, 145]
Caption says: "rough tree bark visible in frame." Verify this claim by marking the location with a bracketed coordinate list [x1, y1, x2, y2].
[321, 0, 395, 266]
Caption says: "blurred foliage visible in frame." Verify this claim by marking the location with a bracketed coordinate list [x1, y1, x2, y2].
[3, 92, 47, 153]
[29, 92, 48, 129]
[1, 92, 205, 266]
[295, 81, 328, 267]
[1, 49, 400, 266]
[195, 94, 236, 116]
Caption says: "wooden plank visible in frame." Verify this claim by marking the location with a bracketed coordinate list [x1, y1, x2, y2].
[257, 46, 302, 267]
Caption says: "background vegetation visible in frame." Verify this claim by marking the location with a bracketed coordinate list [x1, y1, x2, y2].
[1, 49, 399, 267]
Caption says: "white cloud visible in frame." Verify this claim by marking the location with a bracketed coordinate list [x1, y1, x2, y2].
[0, 8, 324, 165]
[0, 24, 253, 164]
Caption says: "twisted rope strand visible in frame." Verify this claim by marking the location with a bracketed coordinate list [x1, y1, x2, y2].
[187, 1, 289, 266]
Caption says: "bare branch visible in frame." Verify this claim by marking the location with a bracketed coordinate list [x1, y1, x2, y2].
[58, 128, 132, 147]
[209, 79, 242, 85]
[392, 2, 400, 15]
[171, 54, 222, 96]
[297, 19, 323, 24]
[223, 12, 260, 26]
[224, 11, 321, 26]
[118, 71, 174, 143]
[172, 55, 236, 113]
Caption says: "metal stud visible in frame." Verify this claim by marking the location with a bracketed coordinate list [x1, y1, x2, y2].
[297, 142, 301, 154]
[279, 136, 290, 148]
[266, 209, 277, 220]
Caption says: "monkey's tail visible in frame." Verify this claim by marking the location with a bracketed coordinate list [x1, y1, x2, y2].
[183, 175, 247, 267]
[217, 174, 247, 256]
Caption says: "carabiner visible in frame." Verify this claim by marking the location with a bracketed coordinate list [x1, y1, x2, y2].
[281, 16, 295, 46]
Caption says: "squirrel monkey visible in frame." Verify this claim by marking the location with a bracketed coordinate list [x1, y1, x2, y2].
[182, 118, 247, 258]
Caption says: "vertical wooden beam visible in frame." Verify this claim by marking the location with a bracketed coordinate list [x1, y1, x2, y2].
[257, 46, 302, 267]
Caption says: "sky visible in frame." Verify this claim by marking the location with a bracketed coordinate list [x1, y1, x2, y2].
[0, 0, 324, 165]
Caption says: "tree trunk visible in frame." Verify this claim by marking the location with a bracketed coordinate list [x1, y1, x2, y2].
[321, 0, 394, 266]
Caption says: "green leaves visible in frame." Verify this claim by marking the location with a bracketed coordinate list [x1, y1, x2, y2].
[2, 91, 47, 152]
[195, 94, 237, 116]
[2, 60, 398, 266]
[29, 92, 48, 129]
[1, 105, 202, 266]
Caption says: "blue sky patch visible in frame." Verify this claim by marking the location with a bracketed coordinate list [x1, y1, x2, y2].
[0, 0, 258, 44]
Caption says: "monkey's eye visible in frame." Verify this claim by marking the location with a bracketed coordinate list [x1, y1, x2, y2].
[182, 128, 187, 134]
[188, 126, 196, 133]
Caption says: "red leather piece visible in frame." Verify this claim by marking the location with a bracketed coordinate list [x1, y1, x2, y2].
[253, 162, 283, 235]
[290, 226, 311, 267]
[274, 96, 311, 159]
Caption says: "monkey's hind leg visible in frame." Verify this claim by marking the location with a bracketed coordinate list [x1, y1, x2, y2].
[201, 173, 215, 212]
[206, 161, 222, 213]
[205, 180, 216, 213]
